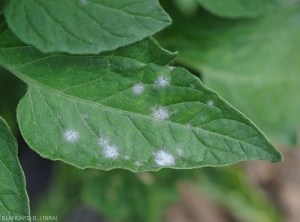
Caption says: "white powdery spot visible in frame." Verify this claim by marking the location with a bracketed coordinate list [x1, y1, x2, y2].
[99, 137, 119, 159]
[190, 84, 195, 88]
[132, 83, 145, 95]
[186, 123, 191, 129]
[64, 130, 79, 143]
[135, 161, 143, 166]
[80, 0, 88, 5]
[207, 100, 214, 107]
[154, 150, 175, 166]
[167, 66, 176, 71]
[124, 156, 130, 160]
[177, 148, 184, 157]
[155, 75, 170, 87]
[152, 106, 170, 121]
[83, 114, 89, 119]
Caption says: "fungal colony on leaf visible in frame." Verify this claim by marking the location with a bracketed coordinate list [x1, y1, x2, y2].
[155, 75, 170, 87]
[64, 130, 80, 143]
[152, 106, 170, 121]
[207, 100, 214, 107]
[154, 150, 175, 166]
[99, 137, 119, 159]
[132, 83, 145, 95]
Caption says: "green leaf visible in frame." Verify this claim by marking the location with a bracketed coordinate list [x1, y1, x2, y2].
[196, 0, 296, 18]
[4, 0, 171, 54]
[82, 169, 178, 222]
[0, 117, 30, 221]
[34, 163, 84, 221]
[0, 0, 5, 13]
[0, 18, 282, 172]
[157, 4, 300, 146]
[0, 67, 26, 134]
[194, 167, 281, 222]
[173, 0, 199, 17]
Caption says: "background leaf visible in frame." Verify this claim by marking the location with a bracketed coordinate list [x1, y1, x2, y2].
[0, 67, 26, 134]
[0, 117, 30, 221]
[172, 0, 198, 17]
[35, 163, 178, 222]
[34, 163, 84, 221]
[196, 0, 296, 18]
[194, 166, 281, 222]
[157, 3, 300, 146]
[0, 0, 5, 12]
[82, 168, 178, 222]
[4, 0, 171, 54]
[35, 162, 281, 222]
[0, 18, 282, 172]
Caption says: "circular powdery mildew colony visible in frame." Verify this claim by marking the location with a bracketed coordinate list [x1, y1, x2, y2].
[155, 75, 170, 87]
[152, 106, 170, 120]
[132, 82, 145, 95]
[207, 100, 214, 107]
[99, 137, 119, 159]
[153, 150, 175, 166]
[64, 130, 80, 143]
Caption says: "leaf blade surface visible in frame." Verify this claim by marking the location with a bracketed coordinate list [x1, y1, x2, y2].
[0, 117, 30, 221]
[0, 19, 282, 172]
[4, 0, 171, 54]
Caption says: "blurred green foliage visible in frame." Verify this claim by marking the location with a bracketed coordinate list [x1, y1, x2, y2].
[0, 67, 26, 134]
[157, 1, 300, 146]
[34, 163, 280, 222]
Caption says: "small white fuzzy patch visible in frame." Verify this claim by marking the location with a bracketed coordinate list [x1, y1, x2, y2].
[177, 148, 184, 157]
[186, 123, 191, 129]
[83, 114, 89, 119]
[207, 100, 214, 107]
[64, 130, 79, 143]
[152, 106, 170, 121]
[190, 84, 195, 88]
[124, 156, 130, 160]
[155, 76, 170, 87]
[154, 150, 175, 166]
[135, 161, 143, 166]
[132, 83, 145, 95]
[80, 0, 88, 5]
[99, 137, 119, 159]
[167, 66, 176, 71]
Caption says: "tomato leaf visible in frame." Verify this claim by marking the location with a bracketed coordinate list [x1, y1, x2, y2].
[4, 0, 171, 54]
[0, 18, 282, 172]
[0, 117, 30, 221]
